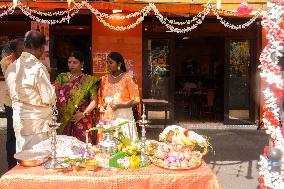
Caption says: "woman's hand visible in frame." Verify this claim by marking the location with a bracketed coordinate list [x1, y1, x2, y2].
[71, 112, 84, 123]
[99, 106, 106, 113]
[111, 104, 119, 111]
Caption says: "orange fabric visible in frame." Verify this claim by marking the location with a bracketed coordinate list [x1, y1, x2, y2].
[0, 162, 222, 189]
[99, 72, 140, 108]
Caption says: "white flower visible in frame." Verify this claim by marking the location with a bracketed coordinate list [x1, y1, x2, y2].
[117, 156, 130, 168]
[188, 131, 206, 144]
[105, 97, 113, 104]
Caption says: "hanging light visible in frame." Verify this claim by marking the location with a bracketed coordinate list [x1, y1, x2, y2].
[112, 10, 122, 14]
[216, 0, 222, 9]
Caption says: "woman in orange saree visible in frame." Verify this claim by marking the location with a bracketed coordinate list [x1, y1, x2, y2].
[54, 51, 100, 143]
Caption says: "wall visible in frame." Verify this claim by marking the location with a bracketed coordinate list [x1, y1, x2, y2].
[91, 13, 142, 94]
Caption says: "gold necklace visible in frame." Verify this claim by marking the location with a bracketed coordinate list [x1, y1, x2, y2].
[111, 72, 124, 79]
[69, 72, 82, 80]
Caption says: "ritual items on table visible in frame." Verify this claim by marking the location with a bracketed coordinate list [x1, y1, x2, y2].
[13, 123, 209, 172]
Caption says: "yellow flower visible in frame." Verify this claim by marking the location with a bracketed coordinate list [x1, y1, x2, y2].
[129, 155, 140, 168]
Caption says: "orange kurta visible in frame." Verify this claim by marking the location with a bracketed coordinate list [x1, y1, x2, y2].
[98, 72, 140, 140]
[99, 72, 139, 107]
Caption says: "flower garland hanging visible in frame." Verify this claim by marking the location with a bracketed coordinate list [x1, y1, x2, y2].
[270, 0, 284, 6]
[212, 7, 261, 30]
[259, 155, 284, 189]
[20, 2, 83, 17]
[0, 1, 262, 30]
[17, 2, 82, 25]
[84, 1, 151, 20]
[160, 7, 209, 26]
[0, 3, 15, 19]
[150, 3, 210, 33]
[95, 14, 145, 31]
[258, 1, 284, 189]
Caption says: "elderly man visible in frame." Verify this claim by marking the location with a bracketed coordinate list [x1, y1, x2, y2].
[5, 30, 56, 152]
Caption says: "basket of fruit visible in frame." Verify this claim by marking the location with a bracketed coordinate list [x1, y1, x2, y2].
[149, 125, 209, 170]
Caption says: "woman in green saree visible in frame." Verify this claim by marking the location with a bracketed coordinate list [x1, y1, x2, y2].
[54, 51, 100, 142]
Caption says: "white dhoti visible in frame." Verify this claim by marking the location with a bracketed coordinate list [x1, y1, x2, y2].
[114, 108, 138, 141]
[13, 102, 52, 153]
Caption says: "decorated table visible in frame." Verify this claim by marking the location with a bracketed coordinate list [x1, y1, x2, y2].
[0, 103, 222, 189]
[0, 161, 221, 189]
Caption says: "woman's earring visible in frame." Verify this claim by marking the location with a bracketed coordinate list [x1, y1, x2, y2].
[118, 66, 120, 71]
[81, 67, 84, 71]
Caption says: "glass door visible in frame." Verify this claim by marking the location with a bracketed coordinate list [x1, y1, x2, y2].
[142, 38, 174, 125]
[144, 39, 171, 100]
[224, 39, 253, 124]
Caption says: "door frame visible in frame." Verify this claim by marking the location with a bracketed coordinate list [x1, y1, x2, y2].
[142, 31, 176, 124]
[224, 37, 258, 125]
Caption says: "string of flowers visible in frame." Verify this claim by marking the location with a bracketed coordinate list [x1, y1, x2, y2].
[258, 1, 284, 189]
[95, 14, 145, 31]
[83, 1, 151, 20]
[161, 4, 257, 26]
[269, 0, 284, 6]
[212, 7, 261, 30]
[150, 3, 209, 33]
[17, 2, 82, 25]
[259, 155, 284, 189]
[0, 1, 264, 30]
[19, 2, 83, 17]
[0, 3, 15, 19]
[158, 7, 209, 26]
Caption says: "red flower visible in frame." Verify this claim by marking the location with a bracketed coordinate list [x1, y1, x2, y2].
[236, 1, 253, 15]
[184, 129, 190, 137]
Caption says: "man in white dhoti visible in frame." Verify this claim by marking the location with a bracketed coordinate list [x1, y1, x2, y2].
[5, 30, 56, 152]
